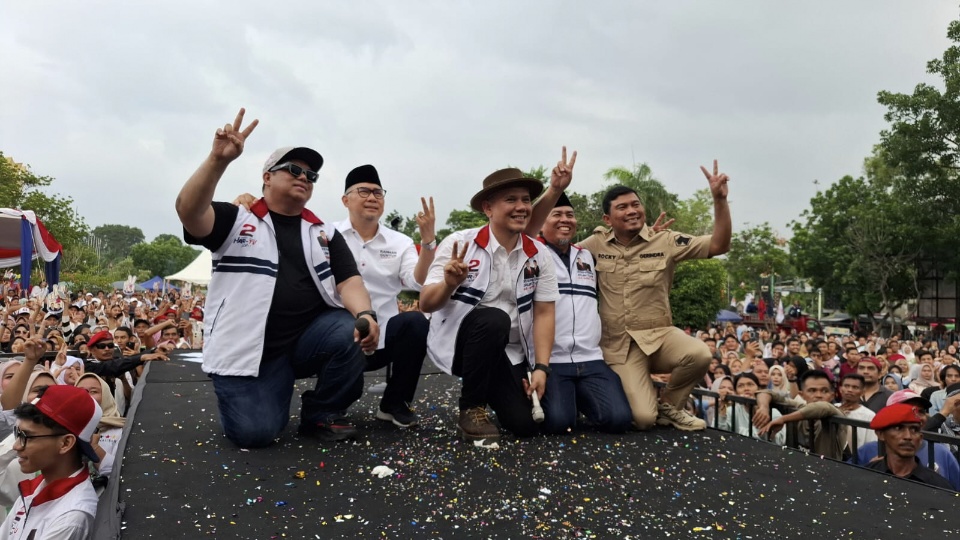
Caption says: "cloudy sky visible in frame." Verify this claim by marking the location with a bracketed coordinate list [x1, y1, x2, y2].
[1, 2, 955, 244]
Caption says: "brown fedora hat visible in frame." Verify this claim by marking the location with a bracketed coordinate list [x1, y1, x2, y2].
[469, 168, 544, 212]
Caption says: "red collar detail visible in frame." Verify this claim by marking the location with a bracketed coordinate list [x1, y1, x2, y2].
[19, 469, 90, 507]
[250, 198, 323, 225]
[474, 226, 539, 258]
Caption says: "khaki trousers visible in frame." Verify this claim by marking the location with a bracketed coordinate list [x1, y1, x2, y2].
[608, 327, 712, 429]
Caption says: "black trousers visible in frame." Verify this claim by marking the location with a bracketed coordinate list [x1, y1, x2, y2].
[452, 308, 540, 437]
[364, 312, 428, 408]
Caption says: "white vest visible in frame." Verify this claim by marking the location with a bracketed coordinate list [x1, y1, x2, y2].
[3, 469, 97, 540]
[427, 226, 551, 374]
[544, 242, 604, 364]
[202, 199, 343, 377]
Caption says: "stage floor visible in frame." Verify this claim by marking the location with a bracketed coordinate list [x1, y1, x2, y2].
[108, 355, 959, 539]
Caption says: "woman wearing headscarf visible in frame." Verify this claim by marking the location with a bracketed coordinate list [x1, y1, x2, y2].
[782, 356, 809, 399]
[909, 364, 938, 395]
[705, 376, 733, 428]
[76, 373, 125, 477]
[0, 360, 21, 398]
[881, 373, 903, 393]
[716, 373, 786, 445]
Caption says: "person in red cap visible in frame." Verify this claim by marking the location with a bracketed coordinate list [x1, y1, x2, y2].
[858, 356, 892, 413]
[865, 403, 953, 489]
[2, 383, 102, 539]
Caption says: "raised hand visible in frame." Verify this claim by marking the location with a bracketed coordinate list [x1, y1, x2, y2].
[416, 196, 436, 243]
[700, 159, 729, 200]
[651, 211, 675, 233]
[443, 241, 470, 288]
[211, 108, 259, 163]
[231, 192, 257, 211]
[549, 146, 578, 192]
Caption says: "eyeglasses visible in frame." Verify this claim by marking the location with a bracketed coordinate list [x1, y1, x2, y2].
[13, 426, 67, 448]
[345, 187, 387, 200]
[92, 342, 114, 349]
[269, 162, 319, 183]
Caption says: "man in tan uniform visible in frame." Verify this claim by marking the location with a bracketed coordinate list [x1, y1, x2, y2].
[532, 159, 731, 430]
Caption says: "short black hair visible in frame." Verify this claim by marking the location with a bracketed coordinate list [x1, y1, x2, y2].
[134, 319, 150, 327]
[799, 369, 832, 390]
[703, 337, 717, 345]
[733, 372, 760, 389]
[786, 337, 800, 346]
[940, 365, 960, 382]
[917, 349, 934, 360]
[114, 326, 133, 337]
[601, 185, 640, 215]
[840, 373, 866, 387]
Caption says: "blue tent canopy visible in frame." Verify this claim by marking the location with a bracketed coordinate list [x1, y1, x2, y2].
[138, 276, 178, 292]
[716, 309, 742, 323]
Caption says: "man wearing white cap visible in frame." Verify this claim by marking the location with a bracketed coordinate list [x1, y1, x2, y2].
[176, 108, 380, 447]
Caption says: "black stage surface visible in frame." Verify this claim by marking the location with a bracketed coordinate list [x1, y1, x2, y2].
[102, 354, 960, 539]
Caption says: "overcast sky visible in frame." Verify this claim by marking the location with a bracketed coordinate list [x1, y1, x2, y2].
[1, 2, 955, 244]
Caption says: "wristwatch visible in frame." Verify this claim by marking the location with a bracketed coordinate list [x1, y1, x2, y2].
[421, 238, 437, 251]
[533, 363, 552, 376]
[357, 310, 378, 323]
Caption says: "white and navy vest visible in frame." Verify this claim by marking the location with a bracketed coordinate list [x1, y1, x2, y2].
[427, 226, 552, 374]
[202, 199, 343, 377]
[544, 242, 604, 364]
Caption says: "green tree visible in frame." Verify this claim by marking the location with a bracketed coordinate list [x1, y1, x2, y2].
[670, 259, 727, 330]
[436, 208, 488, 241]
[0, 152, 89, 256]
[876, 17, 960, 276]
[671, 189, 714, 236]
[130, 235, 199, 277]
[91, 224, 145, 261]
[603, 163, 678, 223]
[724, 223, 792, 291]
[791, 165, 920, 332]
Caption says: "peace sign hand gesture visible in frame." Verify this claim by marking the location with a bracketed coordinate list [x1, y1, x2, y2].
[443, 241, 470, 288]
[211, 108, 259, 164]
[700, 159, 730, 200]
[415, 196, 436, 244]
[549, 146, 578, 192]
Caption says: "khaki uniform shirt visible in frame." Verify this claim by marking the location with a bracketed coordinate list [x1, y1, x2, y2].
[579, 225, 710, 362]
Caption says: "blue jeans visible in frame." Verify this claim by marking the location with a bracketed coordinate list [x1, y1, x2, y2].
[211, 309, 365, 447]
[539, 360, 633, 434]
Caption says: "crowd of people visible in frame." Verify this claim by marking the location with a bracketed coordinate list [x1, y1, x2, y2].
[695, 324, 960, 490]
[0, 107, 955, 537]
[0, 281, 196, 537]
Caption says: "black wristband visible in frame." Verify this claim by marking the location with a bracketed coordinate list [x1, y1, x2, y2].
[533, 363, 552, 376]
[357, 310, 378, 323]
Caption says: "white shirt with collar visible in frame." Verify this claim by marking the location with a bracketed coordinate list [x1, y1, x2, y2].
[334, 219, 421, 350]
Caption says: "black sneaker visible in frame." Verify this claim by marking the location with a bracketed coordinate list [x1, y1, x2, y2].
[376, 402, 419, 428]
[298, 416, 358, 441]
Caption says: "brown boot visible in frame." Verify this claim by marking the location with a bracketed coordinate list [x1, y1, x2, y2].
[458, 407, 500, 443]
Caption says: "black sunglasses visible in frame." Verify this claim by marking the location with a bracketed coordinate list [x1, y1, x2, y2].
[270, 162, 319, 183]
[92, 342, 114, 349]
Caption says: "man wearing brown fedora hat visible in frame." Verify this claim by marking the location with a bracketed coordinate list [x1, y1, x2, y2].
[531, 158, 731, 432]
[420, 168, 559, 444]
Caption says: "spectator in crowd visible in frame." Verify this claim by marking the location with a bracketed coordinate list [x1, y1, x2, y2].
[785, 337, 802, 359]
[908, 364, 938, 395]
[526, 191, 632, 434]
[930, 366, 960, 415]
[176, 109, 379, 447]
[420, 167, 558, 443]
[75, 373, 125, 478]
[839, 346, 862, 379]
[882, 373, 903, 393]
[835, 374, 876, 451]
[863, 403, 954, 490]
[705, 376, 734, 428]
[717, 373, 786, 445]
[2, 384, 102, 539]
[859, 357, 892, 414]
[757, 370, 848, 460]
[752, 361, 770, 389]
